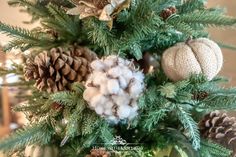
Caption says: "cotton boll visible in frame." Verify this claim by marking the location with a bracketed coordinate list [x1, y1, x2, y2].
[90, 94, 107, 109]
[112, 92, 130, 106]
[107, 116, 119, 124]
[93, 72, 107, 85]
[129, 80, 144, 98]
[83, 87, 99, 101]
[100, 83, 109, 95]
[104, 101, 113, 110]
[120, 66, 133, 82]
[91, 60, 107, 71]
[117, 105, 131, 119]
[107, 79, 120, 94]
[95, 105, 104, 115]
[133, 71, 145, 83]
[108, 66, 122, 78]
[104, 108, 113, 116]
[118, 76, 128, 89]
[104, 55, 118, 67]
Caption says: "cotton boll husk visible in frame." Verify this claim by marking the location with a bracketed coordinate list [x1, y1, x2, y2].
[108, 66, 122, 78]
[129, 80, 144, 98]
[118, 76, 128, 89]
[83, 87, 99, 101]
[117, 105, 131, 119]
[107, 79, 120, 94]
[91, 60, 107, 71]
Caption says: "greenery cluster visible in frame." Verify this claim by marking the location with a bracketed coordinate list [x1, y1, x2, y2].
[0, 0, 236, 156]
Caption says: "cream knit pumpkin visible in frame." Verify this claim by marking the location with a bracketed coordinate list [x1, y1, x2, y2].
[161, 38, 223, 81]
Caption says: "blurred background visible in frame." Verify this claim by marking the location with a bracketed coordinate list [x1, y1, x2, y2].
[0, 0, 235, 140]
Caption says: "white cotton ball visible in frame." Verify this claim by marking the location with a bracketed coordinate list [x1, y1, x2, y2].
[91, 60, 107, 71]
[133, 71, 145, 83]
[100, 83, 109, 95]
[90, 94, 107, 109]
[117, 105, 131, 119]
[104, 108, 113, 116]
[120, 66, 133, 82]
[95, 105, 104, 115]
[112, 91, 130, 106]
[83, 87, 99, 101]
[107, 116, 119, 124]
[104, 55, 118, 67]
[108, 66, 122, 78]
[104, 101, 113, 110]
[107, 79, 120, 94]
[118, 76, 128, 89]
[93, 72, 107, 85]
[129, 80, 144, 98]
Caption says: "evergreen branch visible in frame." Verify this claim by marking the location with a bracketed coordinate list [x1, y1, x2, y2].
[143, 109, 168, 131]
[13, 103, 42, 112]
[176, 106, 200, 150]
[50, 91, 80, 107]
[171, 10, 236, 27]
[177, 0, 205, 14]
[200, 139, 232, 157]
[0, 122, 52, 152]
[201, 94, 236, 111]
[0, 21, 37, 41]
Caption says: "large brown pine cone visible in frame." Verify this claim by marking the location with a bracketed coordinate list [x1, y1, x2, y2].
[85, 148, 110, 157]
[199, 111, 236, 156]
[24, 46, 96, 93]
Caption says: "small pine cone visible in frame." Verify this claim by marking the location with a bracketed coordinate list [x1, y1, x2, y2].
[160, 6, 177, 20]
[192, 91, 209, 100]
[83, 55, 145, 123]
[199, 111, 236, 156]
[85, 148, 111, 157]
[24, 46, 96, 93]
[51, 102, 64, 111]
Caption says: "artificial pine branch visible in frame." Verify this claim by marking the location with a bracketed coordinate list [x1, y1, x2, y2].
[200, 139, 232, 157]
[0, 121, 53, 152]
[176, 106, 200, 150]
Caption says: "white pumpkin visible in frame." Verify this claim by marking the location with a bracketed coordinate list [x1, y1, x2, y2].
[25, 145, 58, 157]
[161, 38, 223, 81]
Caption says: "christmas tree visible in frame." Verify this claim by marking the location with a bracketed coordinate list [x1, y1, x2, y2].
[1, 0, 236, 156]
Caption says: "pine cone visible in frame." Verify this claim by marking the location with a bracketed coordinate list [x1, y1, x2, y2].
[199, 111, 236, 157]
[24, 46, 96, 93]
[83, 55, 145, 123]
[192, 91, 209, 100]
[85, 148, 110, 157]
[160, 6, 177, 20]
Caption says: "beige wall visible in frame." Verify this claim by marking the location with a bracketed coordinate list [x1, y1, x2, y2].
[0, 1, 236, 85]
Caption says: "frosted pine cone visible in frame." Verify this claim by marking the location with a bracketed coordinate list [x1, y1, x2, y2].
[24, 46, 96, 93]
[199, 111, 236, 157]
[83, 55, 145, 123]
